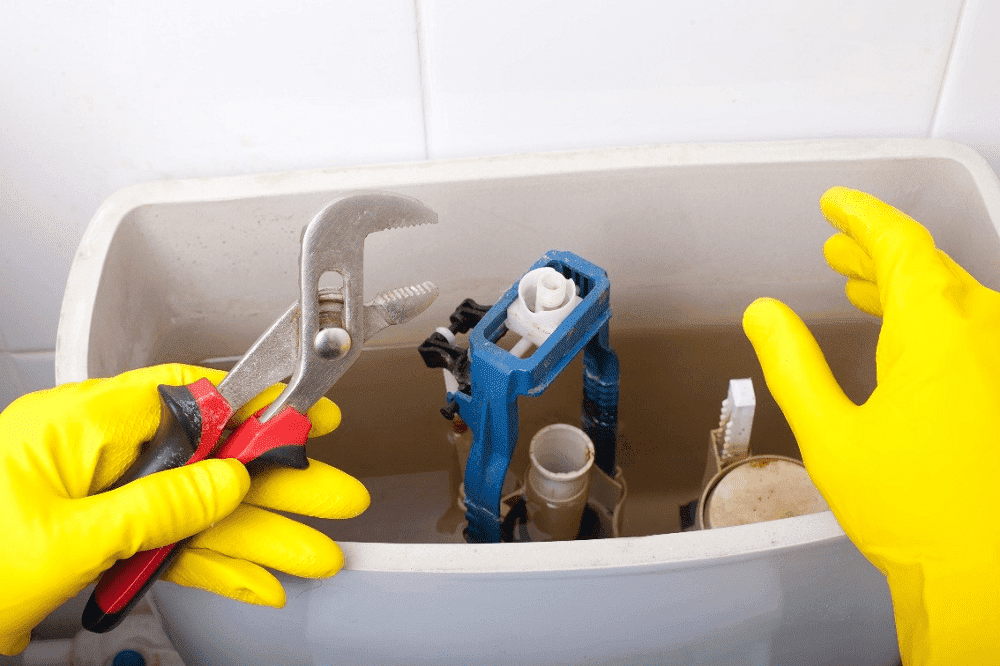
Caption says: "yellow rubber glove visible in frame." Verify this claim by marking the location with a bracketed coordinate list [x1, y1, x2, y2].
[0, 363, 369, 655]
[743, 187, 1000, 665]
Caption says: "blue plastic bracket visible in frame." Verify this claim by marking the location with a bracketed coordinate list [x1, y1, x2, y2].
[450, 250, 620, 543]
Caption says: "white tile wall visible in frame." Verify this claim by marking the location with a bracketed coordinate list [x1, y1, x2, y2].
[0, 332, 22, 409]
[0, 0, 426, 352]
[5, 0, 1000, 404]
[417, 0, 963, 158]
[0, 351, 25, 411]
[931, 0, 1000, 173]
[11, 351, 55, 395]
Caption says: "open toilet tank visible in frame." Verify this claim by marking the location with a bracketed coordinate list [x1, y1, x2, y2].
[55, 140, 1000, 665]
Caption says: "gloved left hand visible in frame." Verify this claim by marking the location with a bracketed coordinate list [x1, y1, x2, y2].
[0, 363, 369, 655]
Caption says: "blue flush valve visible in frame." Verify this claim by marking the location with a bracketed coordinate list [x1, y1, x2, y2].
[419, 250, 620, 543]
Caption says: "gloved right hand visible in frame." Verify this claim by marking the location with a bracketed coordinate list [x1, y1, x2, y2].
[0, 363, 369, 656]
[743, 188, 1000, 665]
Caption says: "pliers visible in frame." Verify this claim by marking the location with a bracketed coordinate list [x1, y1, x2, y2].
[82, 193, 439, 633]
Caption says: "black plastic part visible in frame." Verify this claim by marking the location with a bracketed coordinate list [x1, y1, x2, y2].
[440, 401, 461, 421]
[418, 331, 465, 371]
[82, 596, 125, 634]
[499, 496, 528, 543]
[110, 384, 203, 490]
[582, 395, 619, 476]
[81, 594, 116, 633]
[245, 445, 310, 475]
[679, 498, 700, 531]
[448, 298, 491, 334]
[418, 298, 493, 419]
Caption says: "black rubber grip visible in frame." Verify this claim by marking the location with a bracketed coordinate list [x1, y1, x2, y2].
[110, 384, 203, 489]
[245, 443, 309, 475]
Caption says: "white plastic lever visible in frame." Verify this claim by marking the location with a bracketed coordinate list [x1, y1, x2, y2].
[505, 267, 582, 358]
[718, 378, 755, 462]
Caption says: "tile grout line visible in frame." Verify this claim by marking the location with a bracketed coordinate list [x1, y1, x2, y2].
[413, 0, 432, 161]
[929, 0, 969, 138]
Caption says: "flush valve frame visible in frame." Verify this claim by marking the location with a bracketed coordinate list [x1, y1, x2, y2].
[429, 250, 620, 543]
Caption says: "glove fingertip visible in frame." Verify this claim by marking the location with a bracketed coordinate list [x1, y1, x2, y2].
[742, 297, 853, 437]
[231, 388, 340, 437]
[296, 535, 346, 578]
[741, 297, 784, 342]
[824, 232, 877, 282]
[317, 540, 346, 578]
[242, 461, 368, 519]
[819, 187, 855, 229]
[822, 232, 849, 260]
[305, 397, 342, 437]
[0, 632, 30, 657]
[844, 278, 883, 318]
[339, 474, 371, 519]
[231, 384, 284, 424]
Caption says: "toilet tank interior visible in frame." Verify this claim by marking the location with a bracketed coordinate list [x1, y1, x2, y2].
[69, 143, 1000, 543]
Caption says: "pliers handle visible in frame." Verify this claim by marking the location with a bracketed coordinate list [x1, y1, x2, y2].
[82, 377, 313, 632]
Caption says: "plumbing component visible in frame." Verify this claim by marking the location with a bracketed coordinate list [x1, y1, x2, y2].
[523, 424, 595, 541]
[442, 269, 585, 528]
[418, 298, 492, 419]
[504, 423, 625, 542]
[427, 306, 522, 542]
[698, 455, 829, 529]
[83, 193, 439, 633]
[505, 267, 582, 357]
[421, 250, 621, 543]
[449, 416, 474, 479]
[449, 416, 519, 516]
[717, 378, 755, 465]
[692, 378, 828, 530]
[452, 421, 520, 505]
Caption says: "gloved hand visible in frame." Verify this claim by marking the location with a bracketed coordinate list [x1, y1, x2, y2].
[743, 187, 1000, 665]
[0, 363, 369, 655]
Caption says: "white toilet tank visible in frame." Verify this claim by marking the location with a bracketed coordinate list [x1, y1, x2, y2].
[56, 140, 1000, 665]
